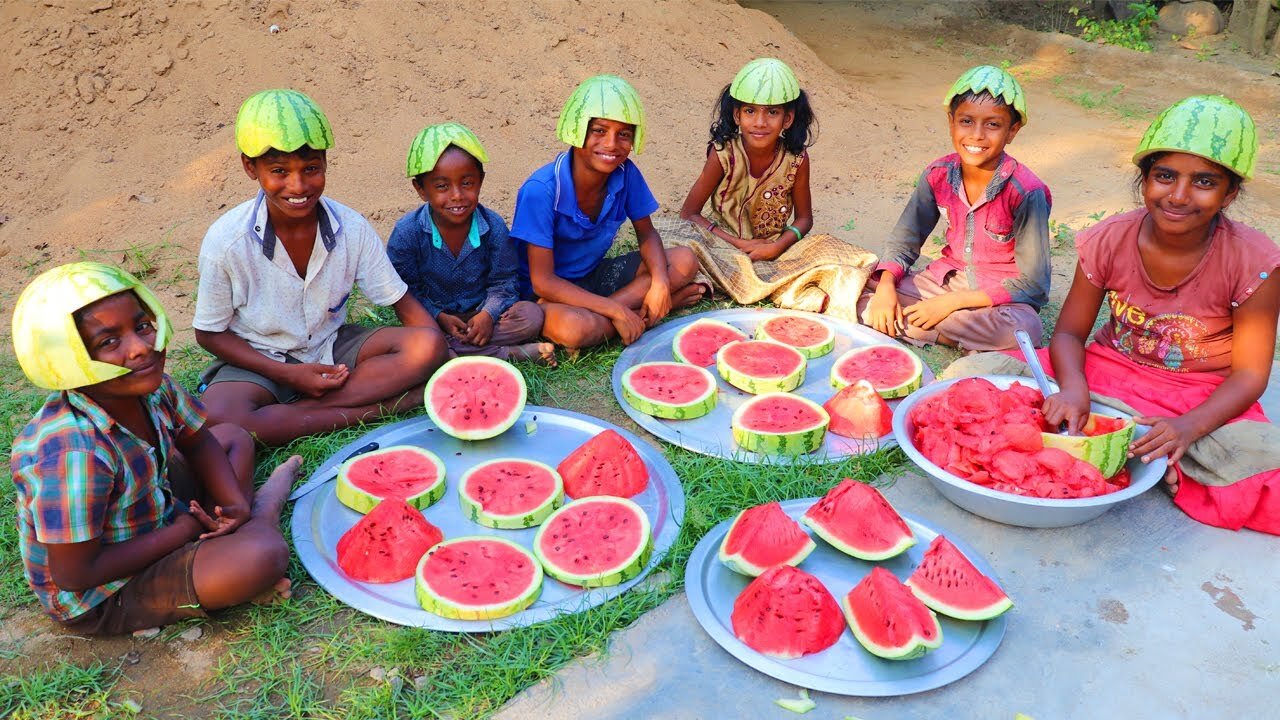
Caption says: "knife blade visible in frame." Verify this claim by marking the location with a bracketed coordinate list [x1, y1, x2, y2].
[288, 441, 380, 501]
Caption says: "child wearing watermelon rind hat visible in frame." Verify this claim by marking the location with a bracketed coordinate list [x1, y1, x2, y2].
[193, 89, 448, 446]
[510, 74, 701, 350]
[671, 57, 878, 320]
[388, 123, 555, 366]
[1035, 95, 1280, 534]
[9, 262, 301, 635]
[859, 65, 1051, 352]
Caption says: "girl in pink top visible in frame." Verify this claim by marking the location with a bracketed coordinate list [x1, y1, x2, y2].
[1042, 96, 1280, 534]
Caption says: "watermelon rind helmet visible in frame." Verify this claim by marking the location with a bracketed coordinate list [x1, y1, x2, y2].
[235, 88, 335, 158]
[944, 65, 1029, 126]
[729, 58, 801, 106]
[405, 122, 490, 178]
[11, 262, 172, 391]
[556, 74, 647, 154]
[1132, 95, 1258, 182]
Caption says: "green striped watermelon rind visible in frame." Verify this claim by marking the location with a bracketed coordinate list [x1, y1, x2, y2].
[406, 122, 490, 178]
[621, 362, 718, 420]
[457, 458, 565, 529]
[717, 340, 808, 395]
[943, 65, 1028, 125]
[729, 57, 801, 106]
[829, 344, 924, 399]
[672, 319, 748, 366]
[555, 74, 647, 154]
[1040, 415, 1135, 479]
[533, 497, 654, 588]
[335, 445, 447, 514]
[1132, 95, 1258, 182]
[731, 393, 830, 456]
[235, 89, 335, 158]
[415, 536, 544, 620]
[754, 315, 836, 359]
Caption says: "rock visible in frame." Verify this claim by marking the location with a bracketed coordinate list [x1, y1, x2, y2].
[369, 667, 387, 681]
[127, 88, 148, 105]
[132, 627, 160, 639]
[122, 650, 142, 665]
[88, 0, 113, 11]
[413, 675, 429, 691]
[178, 625, 203, 641]
[76, 74, 96, 103]
[1158, 1, 1223, 36]
[151, 51, 172, 75]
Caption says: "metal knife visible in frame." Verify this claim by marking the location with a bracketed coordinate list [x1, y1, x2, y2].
[288, 441, 380, 502]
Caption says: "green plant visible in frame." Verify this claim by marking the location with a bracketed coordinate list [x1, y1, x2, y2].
[841, 217, 857, 232]
[1069, 2, 1158, 52]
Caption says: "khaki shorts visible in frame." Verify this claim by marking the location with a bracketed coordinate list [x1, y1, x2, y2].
[198, 323, 379, 404]
[59, 539, 206, 636]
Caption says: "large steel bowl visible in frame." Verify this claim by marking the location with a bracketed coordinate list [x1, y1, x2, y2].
[892, 375, 1165, 528]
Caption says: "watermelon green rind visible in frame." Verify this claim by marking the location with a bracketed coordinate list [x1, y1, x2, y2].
[672, 319, 747, 366]
[425, 356, 528, 441]
[235, 89, 335, 158]
[717, 340, 807, 395]
[716, 503, 817, 576]
[943, 65, 1028, 125]
[415, 536, 543, 620]
[534, 497, 653, 588]
[905, 536, 1013, 621]
[457, 458, 565, 529]
[842, 567, 943, 661]
[801, 479, 916, 561]
[621, 362, 718, 420]
[1041, 414, 1134, 478]
[731, 393, 829, 456]
[754, 315, 835, 359]
[556, 74, 647, 154]
[335, 446, 447, 514]
[1133, 95, 1257, 182]
[829, 344, 924, 398]
[729, 58, 801, 106]
[406, 122, 490, 178]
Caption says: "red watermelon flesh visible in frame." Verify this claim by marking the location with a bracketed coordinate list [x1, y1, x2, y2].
[627, 363, 713, 404]
[843, 567, 942, 660]
[759, 316, 828, 347]
[833, 346, 917, 387]
[344, 449, 443, 502]
[462, 460, 558, 515]
[731, 565, 845, 659]
[906, 536, 1012, 621]
[824, 380, 893, 438]
[418, 538, 540, 606]
[802, 479, 915, 560]
[336, 499, 443, 583]
[676, 322, 747, 366]
[720, 341, 805, 379]
[558, 429, 650, 499]
[718, 502, 816, 576]
[736, 394, 825, 432]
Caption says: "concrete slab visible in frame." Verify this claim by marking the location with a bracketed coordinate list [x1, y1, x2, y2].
[499, 471, 1279, 720]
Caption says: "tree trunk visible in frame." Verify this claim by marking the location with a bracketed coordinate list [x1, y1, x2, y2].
[1250, 0, 1271, 53]
[1228, 0, 1255, 36]
[1272, 9, 1280, 56]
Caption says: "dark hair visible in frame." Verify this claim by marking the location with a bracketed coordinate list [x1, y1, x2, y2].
[948, 90, 1022, 127]
[708, 84, 817, 156]
[411, 144, 486, 187]
[247, 145, 327, 163]
[1133, 151, 1244, 200]
[73, 290, 150, 331]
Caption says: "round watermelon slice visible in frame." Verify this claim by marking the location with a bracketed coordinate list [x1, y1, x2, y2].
[425, 356, 527, 441]
[754, 315, 835, 358]
[458, 458, 564, 529]
[336, 498, 444, 583]
[533, 497, 653, 588]
[717, 340, 807, 395]
[801, 479, 915, 560]
[717, 502, 816, 576]
[823, 380, 893, 439]
[557, 429, 650, 499]
[731, 393, 829, 456]
[843, 567, 943, 661]
[830, 344, 923, 399]
[415, 536, 543, 620]
[906, 536, 1013, 621]
[731, 565, 845, 660]
[621, 362, 718, 420]
[672, 318, 747, 366]
[335, 445, 446, 514]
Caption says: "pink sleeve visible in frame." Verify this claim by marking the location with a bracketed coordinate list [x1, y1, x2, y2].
[1074, 223, 1109, 289]
[1228, 222, 1280, 307]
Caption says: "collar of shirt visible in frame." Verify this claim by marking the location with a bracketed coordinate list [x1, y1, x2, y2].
[945, 153, 1016, 211]
[244, 190, 341, 260]
[418, 204, 487, 252]
[64, 384, 177, 437]
[551, 151, 627, 226]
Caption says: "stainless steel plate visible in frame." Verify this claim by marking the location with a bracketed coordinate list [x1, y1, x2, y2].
[612, 309, 934, 464]
[292, 407, 685, 631]
[684, 498, 1007, 696]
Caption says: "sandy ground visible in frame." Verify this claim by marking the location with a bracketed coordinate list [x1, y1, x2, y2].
[1, 0, 1277, 715]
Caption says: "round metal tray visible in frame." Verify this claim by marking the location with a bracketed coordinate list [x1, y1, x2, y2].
[612, 309, 934, 464]
[684, 498, 1007, 696]
[292, 406, 685, 631]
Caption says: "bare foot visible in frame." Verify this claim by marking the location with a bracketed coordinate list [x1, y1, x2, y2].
[672, 283, 709, 309]
[1163, 465, 1179, 497]
[251, 577, 293, 606]
[506, 342, 558, 367]
[254, 455, 302, 520]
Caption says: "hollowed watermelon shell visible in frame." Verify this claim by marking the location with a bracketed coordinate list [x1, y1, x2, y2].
[906, 536, 1013, 621]
[558, 429, 650, 499]
[425, 356, 527, 440]
[415, 536, 543, 620]
[717, 502, 816, 576]
[717, 340, 807, 394]
[843, 567, 943, 661]
[621, 362, 717, 420]
[458, 458, 564, 529]
[754, 315, 835, 359]
[824, 379, 893, 439]
[731, 565, 845, 660]
[533, 497, 653, 588]
[1040, 413, 1134, 478]
[336, 498, 444, 584]
[830, 344, 923, 398]
[731, 392, 829, 456]
[802, 479, 915, 560]
[335, 445, 446, 514]
[672, 319, 747, 366]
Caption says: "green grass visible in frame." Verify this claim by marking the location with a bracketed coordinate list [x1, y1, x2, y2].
[0, 660, 140, 719]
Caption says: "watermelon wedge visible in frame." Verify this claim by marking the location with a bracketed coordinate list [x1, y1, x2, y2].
[335, 445, 446, 514]
[823, 379, 893, 439]
[1040, 413, 1134, 478]
[533, 497, 653, 587]
[754, 315, 835, 358]
[336, 498, 443, 583]
[717, 340, 807, 395]
[802, 479, 915, 560]
[731, 565, 845, 659]
[906, 536, 1013, 621]
[558, 429, 650, 499]
[673, 319, 748, 366]
[415, 536, 543, 620]
[425, 356, 527, 440]
[621, 362, 718, 420]
[717, 502, 816, 576]
[830, 344, 923, 399]
[458, 458, 564, 529]
[843, 567, 943, 661]
[731, 393, 829, 456]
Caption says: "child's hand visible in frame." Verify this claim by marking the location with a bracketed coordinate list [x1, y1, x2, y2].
[463, 311, 494, 346]
[187, 499, 248, 539]
[902, 295, 959, 331]
[746, 242, 785, 262]
[438, 312, 469, 340]
[640, 281, 671, 328]
[611, 305, 647, 345]
[1129, 415, 1198, 465]
[865, 285, 903, 337]
[1042, 388, 1090, 434]
[291, 363, 349, 398]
